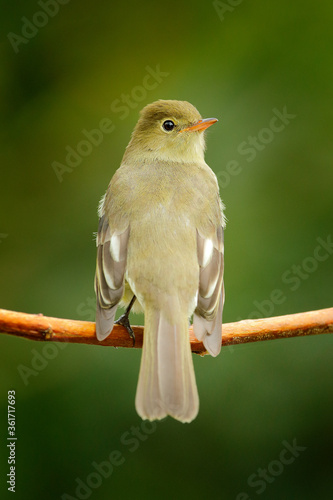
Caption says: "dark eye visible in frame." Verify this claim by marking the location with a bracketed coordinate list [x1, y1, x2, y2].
[162, 120, 175, 132]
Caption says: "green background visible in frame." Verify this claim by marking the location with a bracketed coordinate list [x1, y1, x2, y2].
[1, 1, 333, 499]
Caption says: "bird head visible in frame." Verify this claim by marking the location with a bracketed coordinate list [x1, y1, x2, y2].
[123, 100, 218, 164]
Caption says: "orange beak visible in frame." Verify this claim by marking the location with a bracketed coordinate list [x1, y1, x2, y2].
[180, 117, 218, 133]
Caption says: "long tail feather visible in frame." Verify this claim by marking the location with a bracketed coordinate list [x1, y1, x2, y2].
[135, 307, 199, 423]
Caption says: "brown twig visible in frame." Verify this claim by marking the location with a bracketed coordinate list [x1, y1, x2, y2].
[0, 307, 332, 354]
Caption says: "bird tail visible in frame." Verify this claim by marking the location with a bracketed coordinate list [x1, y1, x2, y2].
[135, 306, 199, 423]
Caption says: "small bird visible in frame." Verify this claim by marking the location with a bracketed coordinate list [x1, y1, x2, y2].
[95, 100, 225, 423]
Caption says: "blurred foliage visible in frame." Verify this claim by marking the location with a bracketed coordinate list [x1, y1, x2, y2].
[0, 1, 333, 499]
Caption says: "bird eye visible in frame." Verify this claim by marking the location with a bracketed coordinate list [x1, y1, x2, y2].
[162, 120, 175, 132]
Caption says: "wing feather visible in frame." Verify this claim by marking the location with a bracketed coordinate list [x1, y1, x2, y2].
[95, 214, 129, 341]
[193, 226, 224, 357]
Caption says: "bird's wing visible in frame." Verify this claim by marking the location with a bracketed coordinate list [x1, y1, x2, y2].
[193, 225, 225, 357]
[94, 214, 129, 341]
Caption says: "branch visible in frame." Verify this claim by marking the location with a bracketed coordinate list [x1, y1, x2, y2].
[0, 307, 332, 354]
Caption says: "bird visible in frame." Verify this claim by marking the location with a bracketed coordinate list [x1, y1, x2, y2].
[95, 99, 225, 423]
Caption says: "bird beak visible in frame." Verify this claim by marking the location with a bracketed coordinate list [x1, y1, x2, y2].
[180, 117, 218, 133]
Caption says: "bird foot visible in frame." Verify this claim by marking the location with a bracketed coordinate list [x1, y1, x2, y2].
[115, 314, 135, 346]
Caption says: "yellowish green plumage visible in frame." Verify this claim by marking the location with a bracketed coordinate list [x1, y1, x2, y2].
[95, 100, 225, 423]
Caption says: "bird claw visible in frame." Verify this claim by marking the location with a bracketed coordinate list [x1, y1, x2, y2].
[115, 314, 135, 346]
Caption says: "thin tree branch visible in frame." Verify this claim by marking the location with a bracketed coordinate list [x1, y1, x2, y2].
[0, 307, 332, 354]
